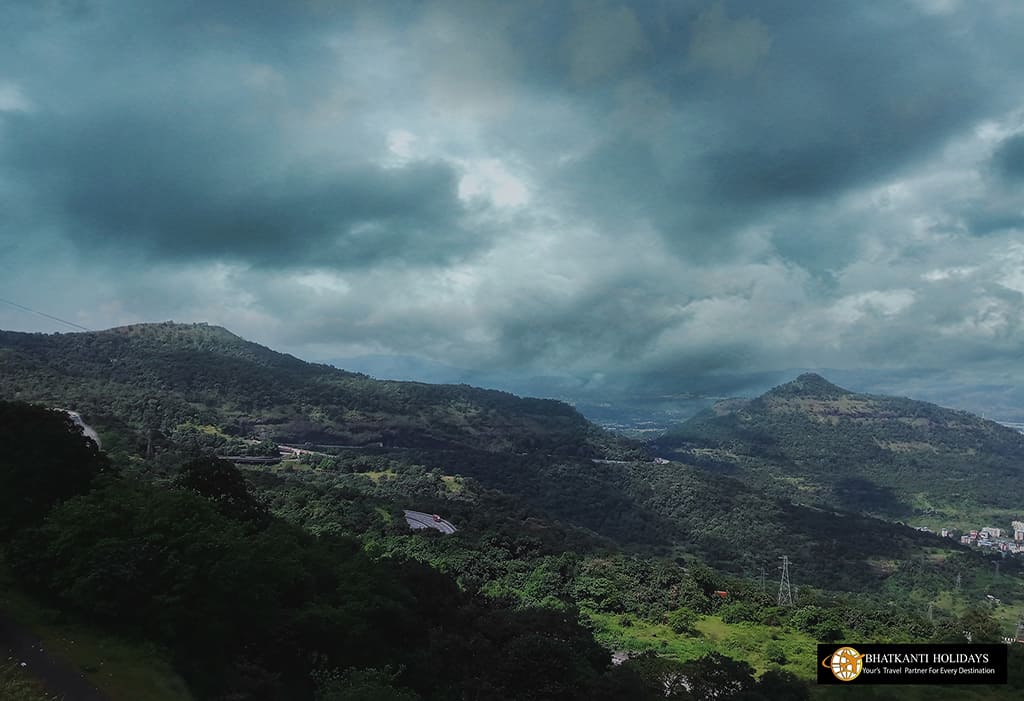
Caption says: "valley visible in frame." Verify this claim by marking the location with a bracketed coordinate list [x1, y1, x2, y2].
[2, 324, 1024, 699]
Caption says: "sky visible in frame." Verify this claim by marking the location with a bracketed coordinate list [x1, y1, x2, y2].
[3, 0, 1024, 401]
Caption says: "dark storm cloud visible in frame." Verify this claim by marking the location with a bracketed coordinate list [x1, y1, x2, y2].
[552, 1, 1004, 253]
[0, 0, 481, 269]
[992, 133, 1024, 181]
[954, 131, 1024, 236]
[964, 207, 1024, 238]
[3, 109, 471, 267]
[695, 4, 984, 197]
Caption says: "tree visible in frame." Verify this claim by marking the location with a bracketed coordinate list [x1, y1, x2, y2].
[751, 670, 808, 701]
[763, 640, 787, 665]
[788, 605, 843, 641]
[314, 667, 420, 701]
[680, 652, 756, 700]
[175, 456, 269, 524]
[957, 606, 1003, 643]
[622, 652, 692, 700]
[590, 663, 665, 701]
[667, 606, 700, 635]
[0, 402, 110, 537]
[720, 601, 760, 624]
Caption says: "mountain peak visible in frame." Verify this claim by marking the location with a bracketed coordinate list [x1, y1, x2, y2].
[109, 321, 241, 340]
[103, 321, 259, 349]
[766, 372, 849, 398]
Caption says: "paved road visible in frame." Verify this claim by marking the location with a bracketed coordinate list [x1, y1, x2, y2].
[0, 610, 110, 701]
[403, 510, 457, 534]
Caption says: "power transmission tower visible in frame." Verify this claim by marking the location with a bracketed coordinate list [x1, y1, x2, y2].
[928, 602, 934, 622]
[955, 573, 962, 591]
[777, 556, 793, 607]
[1015, 614, 1024, 643]
[760, 565, 766, 594]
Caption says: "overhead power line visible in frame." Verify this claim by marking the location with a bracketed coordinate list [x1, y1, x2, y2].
[0, 296, 93, 332]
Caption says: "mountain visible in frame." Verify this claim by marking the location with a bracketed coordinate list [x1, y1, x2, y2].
[1, 325, 972, 590]
[655, 373, 1024, 524]
[0, 322, 612, 458]
[6, 330, 1024, 698]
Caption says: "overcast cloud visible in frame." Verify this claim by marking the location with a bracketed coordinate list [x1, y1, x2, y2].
[3, 0, 1024, 399]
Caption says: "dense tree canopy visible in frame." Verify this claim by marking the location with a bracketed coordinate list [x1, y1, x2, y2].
[0, 401, 110, 536]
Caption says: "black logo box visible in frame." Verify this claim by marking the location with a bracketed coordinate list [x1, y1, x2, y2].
[817, 643, 1008, 685]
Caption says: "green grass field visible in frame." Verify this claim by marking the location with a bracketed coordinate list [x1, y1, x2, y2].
[360, 469, 397, 483]
[906, 496, 1019, 534]
[441, 475, 464, 493]
[584, 610, 818, 679]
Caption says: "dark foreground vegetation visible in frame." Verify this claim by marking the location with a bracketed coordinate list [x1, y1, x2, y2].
[4, 401, 1024, 700]
[1, 401, 816, 700]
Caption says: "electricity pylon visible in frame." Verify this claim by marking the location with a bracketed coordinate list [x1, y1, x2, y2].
[778, 556, 793, 607]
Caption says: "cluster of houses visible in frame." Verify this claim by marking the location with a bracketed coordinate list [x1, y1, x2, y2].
[915, 521, 1024, 555]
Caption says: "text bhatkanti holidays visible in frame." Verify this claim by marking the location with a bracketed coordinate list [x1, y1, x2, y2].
[864, 653, 990, 665]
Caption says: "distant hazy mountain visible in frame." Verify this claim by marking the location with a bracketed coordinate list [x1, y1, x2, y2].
[329, 353, 588, 401]
[655, 373, 1024, 524]
[332, 356, 1024, 430]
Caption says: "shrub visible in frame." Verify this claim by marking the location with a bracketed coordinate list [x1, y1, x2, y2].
[666, 607, 699, 635]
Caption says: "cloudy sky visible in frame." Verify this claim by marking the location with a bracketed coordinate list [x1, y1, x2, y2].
[3, 0, 1024, 396]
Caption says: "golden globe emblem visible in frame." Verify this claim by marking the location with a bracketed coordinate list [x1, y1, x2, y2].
[822, 646, 864, 682]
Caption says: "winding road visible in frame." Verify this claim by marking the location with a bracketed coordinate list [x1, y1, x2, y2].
[403, 510, 458, 534]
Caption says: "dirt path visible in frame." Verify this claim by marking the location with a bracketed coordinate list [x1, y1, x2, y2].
[0, 609, 110, 701]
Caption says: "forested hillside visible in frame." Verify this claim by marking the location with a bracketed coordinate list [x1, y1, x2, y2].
[0, 323, 613, 458]
[0, 402, 659, 699]
[656, 373, 1024, 523]
[379, 446, 954, 590]
[0, 326, 994, 590]
[4, 401, 1022, 701]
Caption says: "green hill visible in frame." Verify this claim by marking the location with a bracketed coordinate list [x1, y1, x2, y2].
[0, 322, 606, 458]
[656, 373, 1024, 524]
